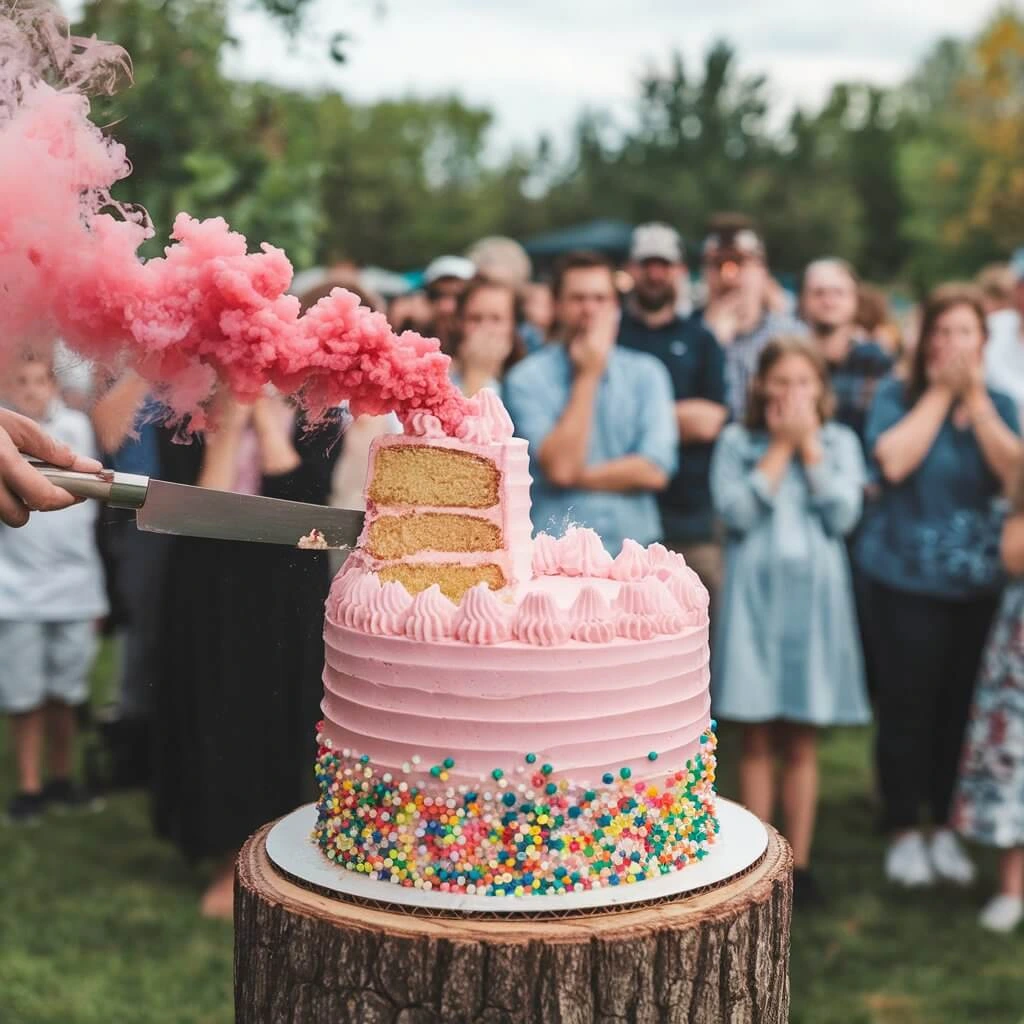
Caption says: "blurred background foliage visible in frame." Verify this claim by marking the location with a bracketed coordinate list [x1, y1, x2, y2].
[77, 1, 1024, 293]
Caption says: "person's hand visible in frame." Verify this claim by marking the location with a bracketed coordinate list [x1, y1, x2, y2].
[459, 328, 513, 377]
[941, 350, 978, 398]
[568, 308, 617, 378]
[767, 393, 818, 447]
[958, 351, 987, 404]
[929, 346, 982, 399]
[0, 408, 103, 527]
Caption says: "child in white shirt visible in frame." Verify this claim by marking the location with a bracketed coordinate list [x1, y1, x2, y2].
[0, 353, 108, 824]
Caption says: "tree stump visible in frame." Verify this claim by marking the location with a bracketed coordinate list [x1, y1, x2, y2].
[235, 821, 792, 1024]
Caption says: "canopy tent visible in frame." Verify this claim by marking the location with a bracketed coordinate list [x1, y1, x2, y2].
[521, 219, 635, 267]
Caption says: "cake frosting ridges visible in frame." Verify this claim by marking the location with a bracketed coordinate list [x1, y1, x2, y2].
[318, 532, 711, 789]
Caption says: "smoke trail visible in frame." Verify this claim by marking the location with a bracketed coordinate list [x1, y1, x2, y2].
[0, 1, 470, 431]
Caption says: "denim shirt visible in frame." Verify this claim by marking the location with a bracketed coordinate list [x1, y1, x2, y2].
[856, 377, 1021, 598]
[503, 344, 678, 554]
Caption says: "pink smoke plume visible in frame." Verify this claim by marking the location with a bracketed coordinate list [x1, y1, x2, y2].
[0, 2, 471, 432]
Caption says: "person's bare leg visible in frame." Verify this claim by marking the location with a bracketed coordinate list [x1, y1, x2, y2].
[10, 708, 44, 793]
[780, 723, 819, 870]
[43, 699, 76, 781]
[999, 847, 1024, 899]
[738, 722, 776, 823]
[201, 851, 239, 920]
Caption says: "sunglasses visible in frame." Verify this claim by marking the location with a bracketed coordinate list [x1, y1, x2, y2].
[702, 229, 764, 259]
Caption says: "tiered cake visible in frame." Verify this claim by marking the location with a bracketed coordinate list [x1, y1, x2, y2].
[313, 390, 717, 897]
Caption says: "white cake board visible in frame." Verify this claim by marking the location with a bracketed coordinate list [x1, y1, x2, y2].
[265, 798, 768, 916]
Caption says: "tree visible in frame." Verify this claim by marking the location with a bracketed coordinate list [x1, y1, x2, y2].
[897, 10, 1024, 289]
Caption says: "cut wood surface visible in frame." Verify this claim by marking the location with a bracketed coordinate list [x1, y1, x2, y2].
[235, 821, 792, 1024]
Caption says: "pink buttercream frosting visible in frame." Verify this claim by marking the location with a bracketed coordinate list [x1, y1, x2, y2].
[366, 581, 413, 636]
[455, 388, 515, 444]
[340, 572, 381, 631]
[452, 583, 514, 645]
[402, 585, 457, 641]
[569, 586, 616, 644]
[332, 534, 710, 646]
[513, 591, 572, 647]
[647, 542, 688, 575]
[404, 412, 447, 438]
[558, 527, 614, 578]
[616, 613, 658, 641]
[531, 533, 561, 576]
[661, 567, 710, 624]
[610, 538, 650, 581]
[320, 583, 711, 784]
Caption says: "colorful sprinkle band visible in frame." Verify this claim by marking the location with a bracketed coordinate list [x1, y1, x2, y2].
[312, 727, 718, 897]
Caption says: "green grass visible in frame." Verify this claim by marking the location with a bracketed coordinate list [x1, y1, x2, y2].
[1, 647, 1022, 1023]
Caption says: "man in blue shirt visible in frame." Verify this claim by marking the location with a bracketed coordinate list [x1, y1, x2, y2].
[504, 251, 678, 554]
[617, 223, 727, 599]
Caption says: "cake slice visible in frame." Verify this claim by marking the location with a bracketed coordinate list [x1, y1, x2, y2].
[356, 391, 532, 600]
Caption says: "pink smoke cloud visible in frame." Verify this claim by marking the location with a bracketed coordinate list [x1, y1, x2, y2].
[0, 2, 471, 432]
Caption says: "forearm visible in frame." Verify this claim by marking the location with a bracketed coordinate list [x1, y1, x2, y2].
[1001, 517, 1024, 575]
[968, 395, 1021, 489]
[538, 373, 599, 487]
[255, 423, 302, 477]
[676, 399, 728, 443]
[197, 429, 245, 490]
[577, 455, 668, 493]
[874, 388, 951, 483]
[756, 439, 794, 490]
[90, 373, 149, 454]
[804, 462, 863, 535]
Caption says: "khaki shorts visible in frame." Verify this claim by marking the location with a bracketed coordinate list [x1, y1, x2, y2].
[0, 620, 96, 714]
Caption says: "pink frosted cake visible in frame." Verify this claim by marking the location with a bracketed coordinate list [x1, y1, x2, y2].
[313, 391, 718, 897]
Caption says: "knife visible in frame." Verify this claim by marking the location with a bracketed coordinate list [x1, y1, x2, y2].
[32, 464, 365, 549]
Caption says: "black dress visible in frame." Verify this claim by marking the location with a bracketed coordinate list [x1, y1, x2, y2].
[152, 415, 341, 861]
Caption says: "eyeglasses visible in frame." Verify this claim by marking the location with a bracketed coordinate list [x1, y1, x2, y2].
[702, 229, 764, 260]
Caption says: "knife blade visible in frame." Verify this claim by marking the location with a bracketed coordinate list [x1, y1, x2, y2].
[32, 463, 364, 549]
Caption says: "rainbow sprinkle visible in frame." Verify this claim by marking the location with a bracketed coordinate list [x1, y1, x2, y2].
[312, 726, 718, 897]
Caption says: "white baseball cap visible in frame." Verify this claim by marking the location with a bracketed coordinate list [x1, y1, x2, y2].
[424, 255, 476, 286]
[630, 223, 684, 264]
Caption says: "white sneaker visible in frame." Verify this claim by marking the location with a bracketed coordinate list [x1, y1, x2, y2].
[979, 894, 1024, 933]
[885, 831, 935, 887]
[929, 829, 976, 886]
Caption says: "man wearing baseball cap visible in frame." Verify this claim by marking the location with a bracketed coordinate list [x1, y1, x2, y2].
[618, 223, 728, 604]
[694, 213, 804, 419]
[422, 254, 476, 353]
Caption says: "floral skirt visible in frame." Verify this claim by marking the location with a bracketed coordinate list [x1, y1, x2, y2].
[953, 581, 1024, 848]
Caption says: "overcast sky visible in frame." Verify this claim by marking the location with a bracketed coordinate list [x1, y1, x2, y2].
[69, 1, 1011, 154]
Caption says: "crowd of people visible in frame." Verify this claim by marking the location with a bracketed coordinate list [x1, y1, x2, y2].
[2, 214, 1024, 932]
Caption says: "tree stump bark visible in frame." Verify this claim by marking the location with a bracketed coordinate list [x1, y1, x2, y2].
[235, 821, 792, 1024]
